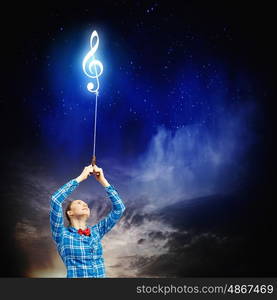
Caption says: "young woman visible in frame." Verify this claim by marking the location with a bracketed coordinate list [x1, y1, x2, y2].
[49, 164, 126, 278]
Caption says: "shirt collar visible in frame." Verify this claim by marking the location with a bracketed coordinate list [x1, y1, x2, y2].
[68, 226, 77, 233]
[68, 226, 90, 233]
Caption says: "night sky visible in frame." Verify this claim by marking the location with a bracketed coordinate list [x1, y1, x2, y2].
[0, 1, 276, 277]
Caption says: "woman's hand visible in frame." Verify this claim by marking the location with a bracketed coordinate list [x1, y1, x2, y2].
[92, 165, 110, 187]
[75, 165, 94, 183]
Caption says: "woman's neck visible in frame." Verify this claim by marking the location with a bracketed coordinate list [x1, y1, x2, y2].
[70, 218, 88, 230]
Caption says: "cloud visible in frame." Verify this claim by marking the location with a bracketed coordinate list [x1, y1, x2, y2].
[122, 101, 257, 211]
[102, 207, 233, 277]
[133, 232, 233, 277]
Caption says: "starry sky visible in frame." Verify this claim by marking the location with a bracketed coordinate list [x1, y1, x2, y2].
[0, 1, 276, 277]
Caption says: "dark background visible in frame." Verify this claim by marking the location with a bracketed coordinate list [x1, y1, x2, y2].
[0, 1, 276, 277]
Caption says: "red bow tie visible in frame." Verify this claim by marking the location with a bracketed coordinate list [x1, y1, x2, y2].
[78, 228, 91, 236]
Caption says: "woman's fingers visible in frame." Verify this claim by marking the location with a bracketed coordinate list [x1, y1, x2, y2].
[92, 165, 100, 171]
[92, 165, 102, 176]
[85, 165, 94, 176]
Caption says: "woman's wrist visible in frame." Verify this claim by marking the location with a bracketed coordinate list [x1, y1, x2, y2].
[75, 175, 83, 183]
[100, 178, 110, 187]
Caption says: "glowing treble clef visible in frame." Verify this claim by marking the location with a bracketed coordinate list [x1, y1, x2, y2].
[82, 30, 103, 94]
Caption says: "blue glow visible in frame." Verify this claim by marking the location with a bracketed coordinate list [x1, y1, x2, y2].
[82, 30, 103, 94]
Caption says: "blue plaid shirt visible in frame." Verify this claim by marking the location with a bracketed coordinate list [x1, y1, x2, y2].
[49, 179, 125, 278]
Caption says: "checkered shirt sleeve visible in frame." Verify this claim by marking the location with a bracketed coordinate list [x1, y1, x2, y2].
[50, 179, 79, 244]
[97, 185, 126, 239]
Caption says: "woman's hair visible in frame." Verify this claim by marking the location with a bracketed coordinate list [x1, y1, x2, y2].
[65, 201, 73, 225]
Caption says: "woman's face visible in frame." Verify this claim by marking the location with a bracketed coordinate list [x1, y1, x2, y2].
[68, 200, 90, 219]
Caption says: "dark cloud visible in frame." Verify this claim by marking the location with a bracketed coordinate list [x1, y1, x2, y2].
[148, 231, 168, 241]
[135, 234, 235, 277]
[137, 239, 145, 245]
[126, 189, 276, 277]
